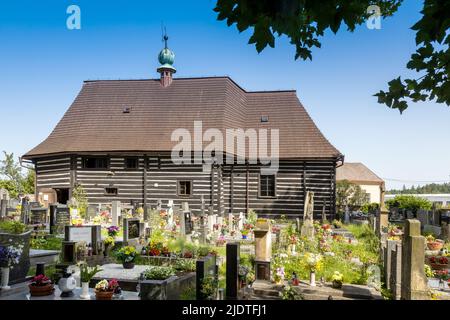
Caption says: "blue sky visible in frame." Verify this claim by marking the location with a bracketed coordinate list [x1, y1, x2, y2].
[0, 0, 449, 190]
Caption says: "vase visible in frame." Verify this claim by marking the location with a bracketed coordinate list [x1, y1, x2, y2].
[332, 280, 342, 289]
[242, 235, 247, 239]
[80, 282, 91, 300]
[103, 245, 110, 258]
[1, 267, 10, 290]
[123, 262, 135, 269]
[309, 271, 316, 287]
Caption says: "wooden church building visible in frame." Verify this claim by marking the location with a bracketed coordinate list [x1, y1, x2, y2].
[22, 38, 343, 219]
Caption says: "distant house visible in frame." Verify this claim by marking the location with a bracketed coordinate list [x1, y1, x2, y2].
[22, 40, 343, 219]
[336, 162, 384, 204]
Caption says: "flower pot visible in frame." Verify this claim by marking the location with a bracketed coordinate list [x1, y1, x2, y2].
[122, 262, 135, 269]
[1, 267, 10, 290]
[80, 282, 91, 300]
[309, 271, 316, 287]
[332, 280, 342, 289]
[427, 241, 444, 251]
[29, 283, 54, 297]
[95, 290, 114, 300]
[242, 235, 247, 239]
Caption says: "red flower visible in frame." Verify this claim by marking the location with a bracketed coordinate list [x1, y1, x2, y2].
[430, 256, 437, 263]
[439, 257, 449, 265]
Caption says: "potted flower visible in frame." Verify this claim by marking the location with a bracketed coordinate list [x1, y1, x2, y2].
[241, 228, 250, 239]
[94, 279, 118, 300]
[29, 274, 54, 296]
[79, 263, 103, 300]
[107, 226, 119, 238]
[305, 253, 323, 287]
[331, 271, 344, 289]
[0, 245, 22, 290]
[426, 235, 444, 251]
[103, 236, 115, 257]
[273, 267, 285, 285]
[116, 246, 138, 269]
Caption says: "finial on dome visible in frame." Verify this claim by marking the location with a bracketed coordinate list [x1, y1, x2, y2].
[157, 30, 176, 87]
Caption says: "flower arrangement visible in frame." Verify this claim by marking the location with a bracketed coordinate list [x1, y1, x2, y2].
[116, 246, 138, 264]
[215, 235, 226, 246]
[71, 218, 84, 226]
[305, 253, 323, 273]
[143, 266, 175, 280]
[107, 226, 119, 238]
[435, 269, 449, 280]
[29, 274, 54, 296]
[104, 236, 115, 247]
[79, 263, 103, 283]
[425, 264, 435, 278]
[289, 235, 298, 245]
[273, 267, 285, 284]
[331, 271, 344, 288]
[0, 245, 22, 267]
[30, 274, 52, 287]
[94, 279, 119, 300]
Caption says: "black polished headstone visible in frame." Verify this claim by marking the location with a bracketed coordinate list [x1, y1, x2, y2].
[226, 242, 240, 300]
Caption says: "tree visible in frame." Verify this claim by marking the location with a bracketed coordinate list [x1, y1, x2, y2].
[375, 0, 450, 112]
[0, 151, 36, 198]
[214, 0, 449, 112]
[385, 195, 432, 213]
[336, 180, 369, 212]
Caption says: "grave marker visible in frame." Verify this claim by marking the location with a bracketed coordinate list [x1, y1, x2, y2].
[111, 201, 121, 227]
[226, 242, 240, 300]
[30, 208, 47, 225]
[401, 219, 429, 300]
[254, 219, 271, 281]
[123, 218, 141, 244]
[300, 191, 315, 239]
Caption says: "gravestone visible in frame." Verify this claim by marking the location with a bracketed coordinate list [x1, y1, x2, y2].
[20, 197, 30, 224]
[123, 218, 141, 244]
[0, 188, 9, 201]
[321, 203, 327, 223]
[344, 205, 350, 224]
[401, 219, 429, 300]
[432, 209, 441, 226]
[300, 191, 315, 239]
[196, 254, 217, 300]
[254, 219, 271, 281]
[390, 242, 402, 300]
[228, 213, 234, 232]
[238, 212, 244, 230]
[55, 206, 71, 233]
[417, 209, 430, 227]
[87, 205, 98, 221]
[295, 218, 300, 233]
[423, 224, 441, 237]
[64, 225, 101, 254]
[49, 204, 57, 234]
[0, 199, 7, 218]
[226, 242, 240, 300]
[377, 206, 389, 237]
[384, 239, 400, 290]
[111, 201, 121, 227]
[441, 222, 450, 242]
[30, 208, 47, 225]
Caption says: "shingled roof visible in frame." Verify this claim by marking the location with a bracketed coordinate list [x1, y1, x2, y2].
[23, 76, 342, 160]
[336, 162, 384, 185]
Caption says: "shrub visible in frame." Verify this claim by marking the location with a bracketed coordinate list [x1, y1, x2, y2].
[385, 195, 432, 213]
[143, 266, 175, 280]
[173, 259, 196, 272]
[0, 219, 27, 234]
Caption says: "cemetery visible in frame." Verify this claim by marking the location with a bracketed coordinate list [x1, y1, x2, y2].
[1, 188, 450, 301]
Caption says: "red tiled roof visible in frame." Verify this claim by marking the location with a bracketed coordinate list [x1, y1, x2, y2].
[336, 162, 384, 184]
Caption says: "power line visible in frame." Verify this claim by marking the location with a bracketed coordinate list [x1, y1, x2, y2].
[383, 178, 450, 183]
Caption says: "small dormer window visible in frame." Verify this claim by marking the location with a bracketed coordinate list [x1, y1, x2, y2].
[261, 115, 269, 123]
[123, 106, 131, 113]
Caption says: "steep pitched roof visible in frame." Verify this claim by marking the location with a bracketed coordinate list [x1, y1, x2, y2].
[336, 162, 384, 185]
[23, 76, 341, 160]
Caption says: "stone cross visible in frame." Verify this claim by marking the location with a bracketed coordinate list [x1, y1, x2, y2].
[321, 203, 326, 223]
[344, 205, 350, 224]
[401, 219, 429, 300]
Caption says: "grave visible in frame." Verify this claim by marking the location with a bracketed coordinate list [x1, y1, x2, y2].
[30, 207, 47, 225]
[196, 254, 217, 300]
[390, 242, 402, 300]
[55, 206, 71, 233]
[401, 219, 429, 300]
[300, 191, 315, 239]
[254, 219, 271, 281]
[111, 200, 121, 226]
[64, 225, 102, 254]
[123, 218, 142, 245]
[226, 242, 240, 300]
